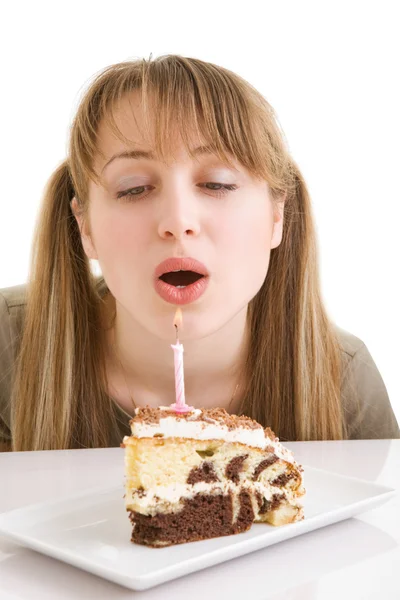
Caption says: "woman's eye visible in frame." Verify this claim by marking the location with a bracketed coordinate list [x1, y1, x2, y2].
[116, 182, 238, 202]
[116, 186, 149, 200]
[200, 183, 238, 195]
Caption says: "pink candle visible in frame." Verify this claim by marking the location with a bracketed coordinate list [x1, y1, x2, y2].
[170, 308, 193, 414]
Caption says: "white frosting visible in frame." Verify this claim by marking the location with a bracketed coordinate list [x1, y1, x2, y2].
[132, 418, 268, 448]
[126, 479, 304, 514]
[128, 480, 271, 512]
[130, 407, 294, 462]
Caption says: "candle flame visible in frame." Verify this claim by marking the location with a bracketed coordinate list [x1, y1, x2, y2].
[173, 307, 182, 343]
[173, 307, 183, 329]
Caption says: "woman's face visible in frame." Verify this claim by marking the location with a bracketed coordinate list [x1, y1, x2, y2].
[73, 95, 284, 341]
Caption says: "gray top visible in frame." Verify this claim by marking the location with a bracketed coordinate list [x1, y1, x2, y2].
[0, 282, 399, 451]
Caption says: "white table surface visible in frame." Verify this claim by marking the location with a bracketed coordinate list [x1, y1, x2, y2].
[0, 440, 399, 599]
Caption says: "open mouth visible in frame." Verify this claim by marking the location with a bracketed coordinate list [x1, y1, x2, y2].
[159, 270, 205, 289]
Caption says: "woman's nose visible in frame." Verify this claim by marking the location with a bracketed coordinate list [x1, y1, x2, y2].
[157, 188, 201, 240]
[159, 220, 199, 239]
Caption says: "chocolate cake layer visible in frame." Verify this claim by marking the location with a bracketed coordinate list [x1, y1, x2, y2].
[252, 455, 279, 480]
[225, 454, 249, 483]
[187, 461, 219, 484]
[258, 493, 283, 514]
[129, 490, 255, 547]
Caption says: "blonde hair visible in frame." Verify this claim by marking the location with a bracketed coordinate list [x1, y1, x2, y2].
[11, 54, 346, 450]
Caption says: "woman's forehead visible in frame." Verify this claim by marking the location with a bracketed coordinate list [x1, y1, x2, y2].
[96, 103, 212, 167]
[94, 121, 242, 179]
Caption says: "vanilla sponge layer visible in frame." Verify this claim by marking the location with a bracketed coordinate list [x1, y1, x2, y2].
[124, 436, 305, 526]
[124, 436, 299, 488]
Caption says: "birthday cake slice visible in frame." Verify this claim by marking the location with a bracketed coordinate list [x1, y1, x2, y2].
[123, 407, 305, 547]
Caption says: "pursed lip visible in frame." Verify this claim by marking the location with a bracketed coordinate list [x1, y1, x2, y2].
[154, 257, 210, 280]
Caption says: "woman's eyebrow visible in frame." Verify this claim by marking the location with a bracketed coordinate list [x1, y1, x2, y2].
[101, 145, 219, 174]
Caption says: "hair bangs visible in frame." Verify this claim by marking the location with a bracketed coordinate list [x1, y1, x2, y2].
[71, 56, 287, 199]
[71, 55, 294, 206]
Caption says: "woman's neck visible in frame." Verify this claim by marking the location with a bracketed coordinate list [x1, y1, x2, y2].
[103, 293, 249, 413]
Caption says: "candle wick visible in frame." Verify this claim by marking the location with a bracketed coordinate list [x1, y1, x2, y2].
[174, 323, 179, 344]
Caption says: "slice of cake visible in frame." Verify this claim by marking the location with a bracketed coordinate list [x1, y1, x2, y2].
[123, 407, 305, 547]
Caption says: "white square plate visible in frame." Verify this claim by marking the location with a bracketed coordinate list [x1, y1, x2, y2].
[0, 466, 396, 591]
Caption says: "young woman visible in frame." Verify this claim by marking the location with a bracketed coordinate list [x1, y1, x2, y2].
[1, 55, 398, 452]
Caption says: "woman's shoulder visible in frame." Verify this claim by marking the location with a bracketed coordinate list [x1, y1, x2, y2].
[333, 324, 400, 439]
[0, 281, 28, 310]
[0, 276, 108, 313]
[0, 281, 28, 363]
[334, 324, 366, 359]
[0, 282, 28, 362]
[0, 282, 28, 451]
[0, 278, 110, 452]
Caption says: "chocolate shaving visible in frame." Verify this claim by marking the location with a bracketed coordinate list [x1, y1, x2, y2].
[131, 406, 264, 432]
[134, 487, 146, 498]
[264, 427, 278, 440]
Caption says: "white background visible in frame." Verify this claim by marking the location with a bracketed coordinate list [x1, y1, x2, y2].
[1, 1, 399, 422]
